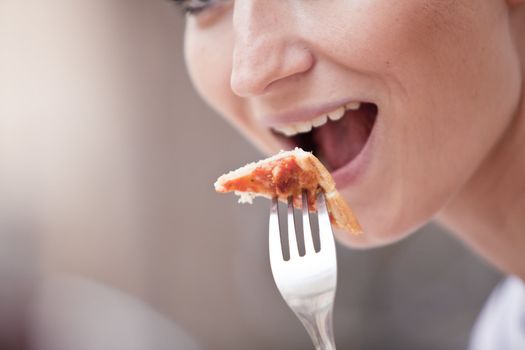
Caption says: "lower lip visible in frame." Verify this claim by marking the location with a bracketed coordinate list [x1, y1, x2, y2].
[330, 117, 378, 189]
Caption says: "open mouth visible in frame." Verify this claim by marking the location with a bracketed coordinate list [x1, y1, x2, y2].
[271, 102, 378, 172]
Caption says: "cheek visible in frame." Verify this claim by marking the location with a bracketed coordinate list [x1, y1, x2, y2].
[333, 1, 522, 246]
[184, 22, 240, 125]
[390, 1, 521, 208]
[185, 21, 280, 153]
[308, 1, 467, 74]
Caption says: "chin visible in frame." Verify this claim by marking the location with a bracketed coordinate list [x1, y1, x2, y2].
[333, 224, 416, 249]
[333, 196, 439, 249]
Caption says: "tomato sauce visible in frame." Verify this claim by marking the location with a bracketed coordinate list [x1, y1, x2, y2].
[222, 157, 319, 209]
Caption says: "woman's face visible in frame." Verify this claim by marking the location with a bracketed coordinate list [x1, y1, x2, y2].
[183, 0, 522, 247]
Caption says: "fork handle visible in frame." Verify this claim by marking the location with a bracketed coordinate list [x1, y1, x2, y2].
[296, 307, 336, 350]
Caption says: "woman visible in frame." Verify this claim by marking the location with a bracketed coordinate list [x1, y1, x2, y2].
[177, 0, 525, 348]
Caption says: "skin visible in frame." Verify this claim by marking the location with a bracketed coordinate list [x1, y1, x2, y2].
[183, 1, 525, 279]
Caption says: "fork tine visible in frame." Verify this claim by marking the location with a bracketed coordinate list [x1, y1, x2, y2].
[287, 196, 300, 259]
[269, 197, 284, 261]
[301, 190, 316, 255]
[316, 191, 336, 252]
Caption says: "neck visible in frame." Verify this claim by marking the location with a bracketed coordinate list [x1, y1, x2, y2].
[438, 101, 525, 279]
[438, 13, 525, 279]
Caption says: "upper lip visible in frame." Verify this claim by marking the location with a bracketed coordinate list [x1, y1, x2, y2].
[260, 98, 365, 128]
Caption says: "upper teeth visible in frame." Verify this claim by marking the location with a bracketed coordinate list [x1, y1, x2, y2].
[273, 102, 361, 137]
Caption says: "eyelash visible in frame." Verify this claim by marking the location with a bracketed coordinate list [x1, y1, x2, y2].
[172, 0, 216, 16]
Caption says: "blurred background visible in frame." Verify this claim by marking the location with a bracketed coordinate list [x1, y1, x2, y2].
[0, 1, 502, 349]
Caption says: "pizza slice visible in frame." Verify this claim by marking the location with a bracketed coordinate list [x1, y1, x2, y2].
[214, 148, 363, 234]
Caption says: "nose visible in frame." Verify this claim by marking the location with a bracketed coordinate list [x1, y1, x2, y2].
[230, 1, 314, 97]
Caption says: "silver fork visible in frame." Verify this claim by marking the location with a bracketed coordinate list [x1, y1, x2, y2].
[269, 190, 337, 350]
